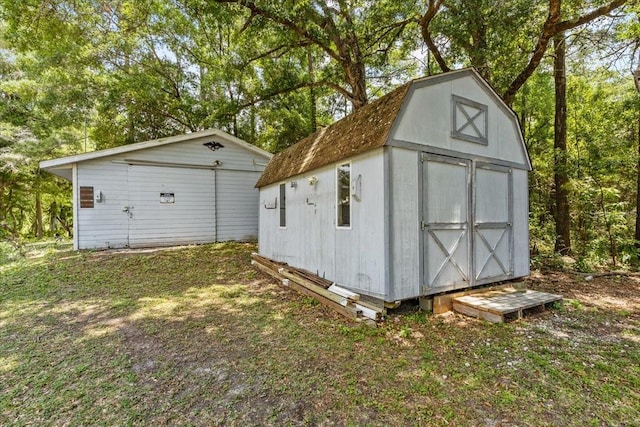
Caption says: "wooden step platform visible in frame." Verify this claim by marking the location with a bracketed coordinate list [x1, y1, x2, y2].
[452, 289, 562, 323]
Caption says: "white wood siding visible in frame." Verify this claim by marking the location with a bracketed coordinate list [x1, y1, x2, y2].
[216, 170, 261, 241]
[259, 149, 387, 298]
[512, 168, 530, 277]
[77, 159, 129, 249]
[118, 135, 264, 171]
[388, 147, 420, 300]
[391, 74, 528, 168]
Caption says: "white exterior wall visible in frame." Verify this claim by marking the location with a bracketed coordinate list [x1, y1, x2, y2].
[512, 168, 530, 277]
[216, 170, 262, 241]
[75, 136, 266, 249]
[387, 148, 530, 300]
[259, 149, 387, 298]
[388, 147, 420, 301]
[77, 159, 129, 249]
[122, 135, 262, 171]
[391, 74, 528, 168]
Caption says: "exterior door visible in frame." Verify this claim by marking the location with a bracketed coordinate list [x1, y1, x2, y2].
[421, 155, 514, 294]
[422, 154, 471, 293]
[473, 163, 513, 284]
[125, 165, 216, 248]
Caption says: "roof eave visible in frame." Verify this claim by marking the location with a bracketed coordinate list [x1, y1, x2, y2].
[39, 128, 271, 170]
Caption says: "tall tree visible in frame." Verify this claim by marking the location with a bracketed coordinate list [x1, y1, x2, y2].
[634, 45, 640, 249]
[215, 0, 416, 110]
[419, 0, 630, 104]
[553, 31, 571, 254]
[636, 62, 640, 249]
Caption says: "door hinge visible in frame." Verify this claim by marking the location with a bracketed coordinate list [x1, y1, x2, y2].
[420, 152, 426, 163]
[421, 220, 427, 231]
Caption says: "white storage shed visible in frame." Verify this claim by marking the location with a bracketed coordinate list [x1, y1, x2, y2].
[256, 69, 531, 302]
[40, 129, 271, 250]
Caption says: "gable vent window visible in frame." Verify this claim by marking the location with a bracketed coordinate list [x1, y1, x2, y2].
[451, 95, 488, 145]
[337, 163, 351, 227]
[279, 183, 286, 227]
[80, 186, 94, 208]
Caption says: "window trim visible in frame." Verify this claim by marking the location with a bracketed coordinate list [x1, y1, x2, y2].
[279, 182, 286, 228]
[336, 162, 352, 229]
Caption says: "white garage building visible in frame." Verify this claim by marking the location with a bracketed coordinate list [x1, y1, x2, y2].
[40, 129, 271, 250]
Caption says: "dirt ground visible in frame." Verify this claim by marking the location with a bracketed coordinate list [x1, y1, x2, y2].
[2, 244, 639, 426]
[526, 270, 640, 316]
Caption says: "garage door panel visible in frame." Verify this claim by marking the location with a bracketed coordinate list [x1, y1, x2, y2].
[128, 165, 216, 247]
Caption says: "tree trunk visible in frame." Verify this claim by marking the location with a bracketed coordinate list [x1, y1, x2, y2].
[635, 101, 640, 249]
[553, 31, 571, 254]
[34, 187, 43, 238]
[346, 62, 367, 110]
[49, 201, 56, 233]
[308, 48, 317, 133]
[124, 52, 136, 143]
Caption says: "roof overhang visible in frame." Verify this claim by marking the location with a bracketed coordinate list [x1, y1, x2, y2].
[40, 128, 272, 180]
[43, 166, 73, 180]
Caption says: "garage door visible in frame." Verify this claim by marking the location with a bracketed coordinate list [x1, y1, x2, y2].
[125, 165, 216, 248]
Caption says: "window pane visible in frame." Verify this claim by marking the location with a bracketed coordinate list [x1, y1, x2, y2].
[337, 164, 350, 227]
[279, 183, 286, 227]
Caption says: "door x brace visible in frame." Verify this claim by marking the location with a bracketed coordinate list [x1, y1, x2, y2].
[475, 227, 510, 280]
[429, 228, 468, 286]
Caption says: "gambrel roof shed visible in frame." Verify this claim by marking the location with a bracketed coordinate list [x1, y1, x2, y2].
[257, 68, 532, 302]
[41, 129, 271, 250]
[257, 68, 530, 189]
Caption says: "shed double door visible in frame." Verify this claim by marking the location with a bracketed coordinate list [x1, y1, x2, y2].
[421, 154, 513, 293]
[125, 165, 216, 248]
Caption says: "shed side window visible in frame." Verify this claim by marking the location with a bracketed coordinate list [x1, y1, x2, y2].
[337, 163, 351, 227]
[80, 186, 94, 208]
[279, 183, 286, 227]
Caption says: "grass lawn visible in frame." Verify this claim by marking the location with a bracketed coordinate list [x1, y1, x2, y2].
[1, 242, 639, 426]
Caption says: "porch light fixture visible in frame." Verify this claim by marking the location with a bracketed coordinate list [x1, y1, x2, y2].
[204, 141, 224, 151]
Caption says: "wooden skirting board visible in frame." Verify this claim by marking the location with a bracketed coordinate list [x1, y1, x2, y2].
[452, 289, 562, 323]
[251, 253, 384, 324]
